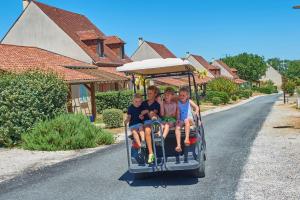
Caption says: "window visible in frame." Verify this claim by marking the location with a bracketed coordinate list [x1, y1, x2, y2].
[79, 84, 88, 102]
[120, 45, 125, 59]
[97, 41, 104, 57]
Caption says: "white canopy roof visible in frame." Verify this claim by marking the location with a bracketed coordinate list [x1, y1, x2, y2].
[117, 58, 195, 75]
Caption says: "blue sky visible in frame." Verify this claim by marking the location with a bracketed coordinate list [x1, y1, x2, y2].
[1, 0, 300, 60]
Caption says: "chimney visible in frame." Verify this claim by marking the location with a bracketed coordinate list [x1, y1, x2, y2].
[138, 37, 143, 46]
[186, 51, 190, 58]
[23, 0, 30, 10]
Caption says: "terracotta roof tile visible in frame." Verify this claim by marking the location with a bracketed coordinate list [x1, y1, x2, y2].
[105, 36, 125, 44]
[34, 1, 128, 66]
[145, 41, 176, 58]
[155, 77, 188, 87]
[76, 68, 128, 83]
[0, 44, 97, 82]
[76, 30, 103, 41]
[234, 78, 247, 84]
[98, 67, 128, 78]
[215, 60, 238, 78]
[191, 54, 219, 70]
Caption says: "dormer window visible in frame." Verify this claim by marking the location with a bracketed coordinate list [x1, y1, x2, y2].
[97, 41, 104, 57]
[120, 45, 125, 59]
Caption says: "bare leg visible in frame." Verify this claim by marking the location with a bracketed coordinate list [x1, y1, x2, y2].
[139, 130, 145, 141]
[162, 123, 170, 139]
[175, 125, 182, 152]
[184, 120, 191, 146]
[132, 129, 141, 148]
[145, 126, 153, 154]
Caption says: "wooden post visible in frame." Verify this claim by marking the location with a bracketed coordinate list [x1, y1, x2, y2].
[67, 85, 73, 113]
[90, 82, 97, 119]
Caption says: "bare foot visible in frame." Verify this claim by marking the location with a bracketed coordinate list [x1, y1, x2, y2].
[175, 145, 182, 152]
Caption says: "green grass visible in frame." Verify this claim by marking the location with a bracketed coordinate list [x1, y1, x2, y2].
[22, 114, 114, 151]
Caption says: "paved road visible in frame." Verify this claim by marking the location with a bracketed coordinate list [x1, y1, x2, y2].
[0, 95, 279, 200]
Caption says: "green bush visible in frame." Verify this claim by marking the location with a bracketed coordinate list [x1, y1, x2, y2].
[236, 89, 252, 99]
[96, 90, 134, 113]
[231, 95, 238, 101]
[256, 80, 278, 94]
[102, 109, 123, 128]
[206, 91, 230, 104]
[22, 114, 114, 151]
[207, 77, 238, 96]
[283, 80, 296, 96]
[211, 97, 222, 105]
[296, 87, 300, 96]
[0, 72, 68, 147]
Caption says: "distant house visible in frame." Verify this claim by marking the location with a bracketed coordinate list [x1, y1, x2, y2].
[260, 64, 282, 88]
[131, 38, 210, 87]
[131, 38, 176, 61]
[0, 44, 128, 118]
[211, 60, 246, 84]
[211, 60, 236, 79]
[1, 0, 130, 91]
[185, 53, 220, 78]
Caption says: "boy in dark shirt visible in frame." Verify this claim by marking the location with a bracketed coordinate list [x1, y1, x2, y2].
[124, 93, 145, 149]
[140, 86, 163, 164]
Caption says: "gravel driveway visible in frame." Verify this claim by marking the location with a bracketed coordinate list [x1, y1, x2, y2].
[235, 99, 300, 200]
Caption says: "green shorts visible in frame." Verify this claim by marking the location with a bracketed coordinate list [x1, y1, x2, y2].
[162, 116, 177, 123]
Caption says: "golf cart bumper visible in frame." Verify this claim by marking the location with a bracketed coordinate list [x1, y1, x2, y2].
[129, 160, 201, 173]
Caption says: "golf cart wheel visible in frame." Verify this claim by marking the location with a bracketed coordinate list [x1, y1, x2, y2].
[192, 149, 205, 178]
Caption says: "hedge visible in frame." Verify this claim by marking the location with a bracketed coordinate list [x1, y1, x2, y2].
[0, 72, 68, 147]
[211, 97, 222, 105]
[102, 109, 124, 128]
[22, 114, 114, 151]
[283, 80, 296, 96]
[231, 95, 238, 101]
[96, 90, 134, 113]
[207, 77, 238, 96]
[206, 91, 230, 104]
[236, 89, 253, 99]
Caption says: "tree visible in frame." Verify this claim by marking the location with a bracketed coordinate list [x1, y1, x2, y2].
[267, 58, 281, 71]
[267, 58, 289, 74]
[282, 80, 296, 96]
[222, 53, 268, 83]
[285, 61, 300, 82]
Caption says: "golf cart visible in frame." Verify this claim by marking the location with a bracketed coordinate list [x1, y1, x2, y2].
[117, 58, 206, 178]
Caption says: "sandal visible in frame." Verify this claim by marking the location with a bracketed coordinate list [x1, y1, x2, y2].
[147, 154, 155, 164]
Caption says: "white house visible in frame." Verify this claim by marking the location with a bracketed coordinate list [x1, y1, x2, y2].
[260, 64, 282, 88]
[1, 0, 130, 91]
[185, 53, 220, 78]
[131, 38, 177, 61]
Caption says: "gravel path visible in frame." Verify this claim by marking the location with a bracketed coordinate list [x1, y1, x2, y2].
[235, 100, 300, 200]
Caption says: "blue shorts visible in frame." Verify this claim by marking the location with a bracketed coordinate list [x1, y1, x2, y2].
[129, 123, 143, 131]
[143, 119, 162, 126]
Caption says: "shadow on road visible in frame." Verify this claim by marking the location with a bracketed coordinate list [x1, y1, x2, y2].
[119, 170, 199, 188]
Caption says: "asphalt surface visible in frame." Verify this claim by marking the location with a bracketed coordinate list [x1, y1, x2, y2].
[0, 95, 279, 200]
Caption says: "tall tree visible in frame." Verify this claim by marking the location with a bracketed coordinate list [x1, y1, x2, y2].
[222, 53, 268, 83]
[285, 60, 300, 82]
[267, 58, 280, 71]
[267, 58, 288, 74]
